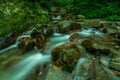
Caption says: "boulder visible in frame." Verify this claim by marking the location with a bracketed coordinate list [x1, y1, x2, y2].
[51, 42, 82, 73]
[18, 38, 35, 52]
[57, 21, 81, 33]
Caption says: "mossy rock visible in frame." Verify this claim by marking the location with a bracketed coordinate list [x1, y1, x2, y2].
[51, 42, 82, 73]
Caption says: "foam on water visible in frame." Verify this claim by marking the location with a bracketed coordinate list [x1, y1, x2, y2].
[1, 53, 50, 80]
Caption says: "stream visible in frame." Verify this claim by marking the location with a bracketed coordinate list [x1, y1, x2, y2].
[0, 26, 120, 80]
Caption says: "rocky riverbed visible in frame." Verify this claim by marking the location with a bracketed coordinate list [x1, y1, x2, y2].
[0, 17, 120, 80]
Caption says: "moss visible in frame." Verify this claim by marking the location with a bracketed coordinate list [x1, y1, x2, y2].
[61, 63, 75, 73]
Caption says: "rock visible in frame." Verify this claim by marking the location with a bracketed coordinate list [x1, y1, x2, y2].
[69, 33, 81, 42]
[81, 39, 111, 56]
[81, 39, 93, 49]
[0, 31, 17, 50]
[109, 58, 120, 71]
[72, 57, 119, 80]
[84, 19, 102, 28]
[109, 32, 120, 41]
[51, 42, 82, 73]
[76, 15, 85, 19]
[30, 28, 43, 38]
[18, 37, 35, 52]
[43, 24, 54, 37]
[57, 21, 81, 33]
[35, 34, 46, 49]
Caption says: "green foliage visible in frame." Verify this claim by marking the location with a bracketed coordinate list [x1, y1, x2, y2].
[104, 15, 120, 21]
[0, 0, 120, 37]
[68, 0, 120, 20]
[0, 0, 50, 37]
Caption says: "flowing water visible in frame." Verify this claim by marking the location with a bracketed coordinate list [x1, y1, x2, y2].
[0, 53, 50, 80]
[0, 35, 31, 54]
[0, 27, 119, 80]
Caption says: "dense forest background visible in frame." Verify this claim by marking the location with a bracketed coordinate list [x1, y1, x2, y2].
[0, 0, 120, 37]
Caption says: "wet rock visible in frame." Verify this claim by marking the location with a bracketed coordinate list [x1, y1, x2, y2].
[101, 28, 108, 33]
[64, 14, 75, 21]
[0, 31, 17, 50]
[18, 38, 35, 52]
[18, 27, 50, 52]
[57, 21, 81, 33]
[109, 58, 120, 71]
[69, 33, 81, 42]
[35, 34, 46, 49]
[109, 33, 120, 41]
[72, 57, 119, 80]
[81, 39, 93, 49]
[30, 28, 44, 38]
[84, 19, 102, 28]
[81, 40, 111, 56]
[51, 42, 82, 73]
[42, 24, 54, 37]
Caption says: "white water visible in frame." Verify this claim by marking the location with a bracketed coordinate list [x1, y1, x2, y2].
[1, 53, 50, 80]
[0, 27, 119, 80]
[78, 28, 105, 37]
[0, 28, 105, 54]
[43, 33, 70, 54]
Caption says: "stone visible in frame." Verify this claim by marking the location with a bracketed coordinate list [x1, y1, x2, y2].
[43, 24, 54, 37]
[81, 39, 93, 49]
[76, 15, 85, 19]
[30, 28, 43, 38]
[69, 33, 81, 42]
[35, 34, 46, 49]
[51, 42, 82, 73]
[18, 37, 35, 52]
[84, 19, 102, 28]
[72, 57, 119, 80]
[0, 31, 17, 50]
[57, 21, 81, 33]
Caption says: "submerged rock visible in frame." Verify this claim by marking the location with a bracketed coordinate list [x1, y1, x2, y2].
[51, 42, 82, 73]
